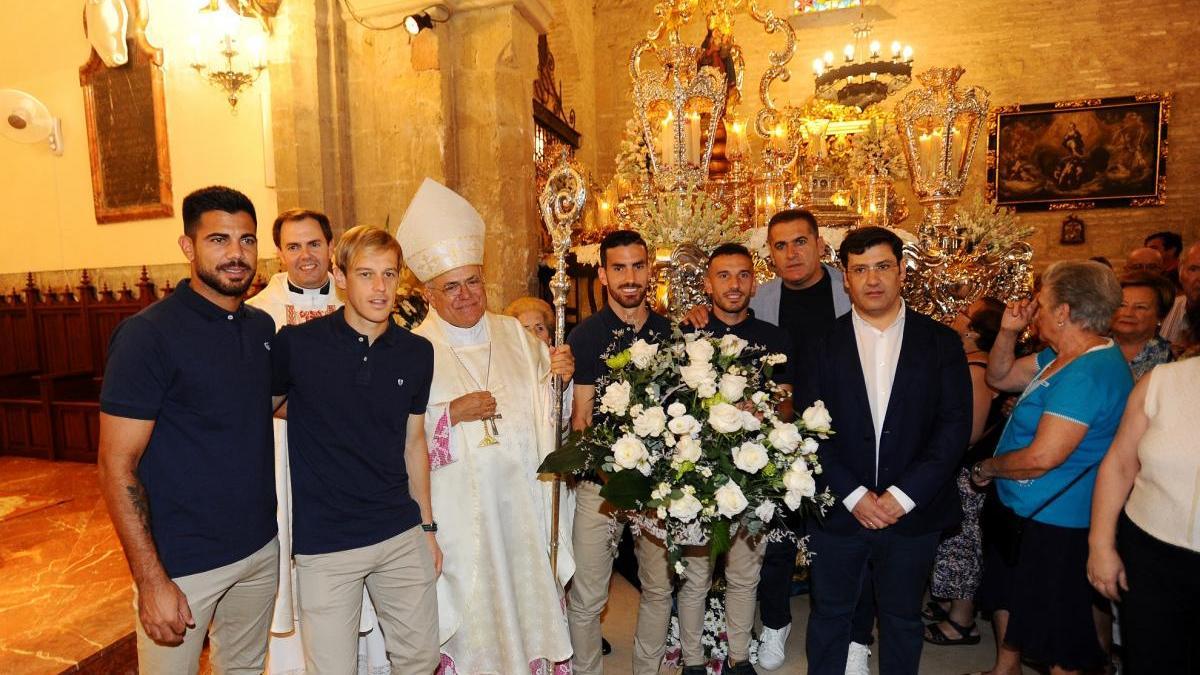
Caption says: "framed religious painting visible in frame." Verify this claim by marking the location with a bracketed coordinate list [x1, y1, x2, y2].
[986, 93, 1169, 212]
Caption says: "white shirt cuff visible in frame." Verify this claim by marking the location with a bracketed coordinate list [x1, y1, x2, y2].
[886, 486, 916, 513]
[842, 486, 869, 512]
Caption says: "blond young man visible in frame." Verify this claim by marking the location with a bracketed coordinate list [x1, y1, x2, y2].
[271, 226, 441, 673]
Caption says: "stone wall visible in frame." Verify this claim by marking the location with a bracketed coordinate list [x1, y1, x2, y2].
[591, 0, 1200, 266]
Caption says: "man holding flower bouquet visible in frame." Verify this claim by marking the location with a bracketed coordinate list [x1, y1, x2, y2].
[675, 243, 796, 675]
[565, 230, 673, 675]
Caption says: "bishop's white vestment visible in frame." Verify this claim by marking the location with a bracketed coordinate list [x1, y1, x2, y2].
[414, 310, 575, 674]
[247, 272, 390, 675]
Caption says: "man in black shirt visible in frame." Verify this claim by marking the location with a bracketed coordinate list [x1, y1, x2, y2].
[566, 230, 673, 675]
[677, 243, 794, 675]
[98, 186, 279, 672]
[272, 226, 440, 673]
[684, 209, 860, 669]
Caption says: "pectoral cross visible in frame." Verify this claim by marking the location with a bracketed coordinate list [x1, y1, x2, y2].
[479, 413, 503, 446]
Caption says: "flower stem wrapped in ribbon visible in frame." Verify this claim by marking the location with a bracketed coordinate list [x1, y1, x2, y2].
[538, 326, 836, 567]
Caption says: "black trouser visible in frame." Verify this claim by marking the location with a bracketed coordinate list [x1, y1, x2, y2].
[1117, 512, 1200, 675]
[806, 526, 939, 675]
[760, 536, 876, 644]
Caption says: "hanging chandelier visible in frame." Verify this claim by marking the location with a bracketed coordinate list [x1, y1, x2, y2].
[188, 0, 267, 110]
[812, 13, 912, 109]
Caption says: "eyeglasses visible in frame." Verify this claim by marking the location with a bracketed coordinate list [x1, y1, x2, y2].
[846, 261, 898, 277]
[432, 276, 484, 296]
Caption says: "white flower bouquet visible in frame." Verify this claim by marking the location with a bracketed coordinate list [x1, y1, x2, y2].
[539, 327, 836, 565]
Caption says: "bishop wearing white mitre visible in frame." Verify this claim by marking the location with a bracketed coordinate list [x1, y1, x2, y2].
[246, 209, 389, 675]
[396, 179, 576, 674]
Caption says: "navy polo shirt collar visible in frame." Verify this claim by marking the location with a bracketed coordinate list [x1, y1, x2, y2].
[330, 306, 400, 346]
[175, 278, 249, 322]
[598, 303, 661, 336]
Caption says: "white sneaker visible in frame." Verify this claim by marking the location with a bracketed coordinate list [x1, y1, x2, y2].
[757, 623, 791, 670]
[845, 641, 871, 675]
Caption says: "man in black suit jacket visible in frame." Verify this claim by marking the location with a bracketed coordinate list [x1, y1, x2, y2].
[800, 227, 972, 674]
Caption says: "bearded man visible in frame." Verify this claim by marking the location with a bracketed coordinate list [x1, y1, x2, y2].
[396, 178, 576, 674]
[98, 186, 278, 673]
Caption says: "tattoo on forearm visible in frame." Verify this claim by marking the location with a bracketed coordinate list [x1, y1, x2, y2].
[125, 483, 151, 532]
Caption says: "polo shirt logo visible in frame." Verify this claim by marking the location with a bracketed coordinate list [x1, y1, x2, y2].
[397, 378, 405, 387]
[264, 341, 271, 351]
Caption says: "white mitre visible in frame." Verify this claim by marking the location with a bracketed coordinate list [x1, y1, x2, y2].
[395, 178, 485, 283]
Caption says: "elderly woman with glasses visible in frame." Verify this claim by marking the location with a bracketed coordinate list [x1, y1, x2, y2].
[969, 261, 1132, 675]
[1112, 272, 1176, 380]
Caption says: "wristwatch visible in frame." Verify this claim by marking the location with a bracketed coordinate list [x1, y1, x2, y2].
[421, 521, 438, 533]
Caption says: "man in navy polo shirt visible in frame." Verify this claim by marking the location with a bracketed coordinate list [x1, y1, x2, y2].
[566, 229, 675, 675]
[676, 243, 793, 675]
[271, 225, 440, 673]
[98, 186, 279, 673]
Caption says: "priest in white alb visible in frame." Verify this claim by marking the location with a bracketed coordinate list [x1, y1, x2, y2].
[396, 178, 576, 674]
[246, 208, 389, 675]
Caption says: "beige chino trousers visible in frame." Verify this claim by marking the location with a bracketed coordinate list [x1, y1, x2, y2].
[567, 481, 711, 675]
[135, 537, 280, 675]
[294, 525, 438, 675]
[678, 529, 767, 664]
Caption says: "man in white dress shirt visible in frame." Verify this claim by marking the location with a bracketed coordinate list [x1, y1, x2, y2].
[395, 178, 577, 674]
[798, 227, 972, 674]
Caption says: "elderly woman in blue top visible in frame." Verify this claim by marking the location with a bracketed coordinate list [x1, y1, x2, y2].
[968, 260, 1131, 675]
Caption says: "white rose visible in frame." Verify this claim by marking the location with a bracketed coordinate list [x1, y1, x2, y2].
[668, 493, 703, 522]
[768, 422, 802, 453]
[801, 437, 819, 454]
[599, 380, 632, 416]
[714, 480, 749, 517]
[667, 401, 687, 418]
[801, 400, 833, 434]
[673, 435, 702, 463]
[740, 410, 762, 432]
[679, 362, 717, 392]
[697, 380, 718, 399]
[718, 373, 748, 402]
[668, 414, 702, 437]
[784, 490, 804, 511]
[783, 460, 816, 497]
[684, 338, 716, 364]
[633, 406, 667, 437]
[707, 403, 744, 434]
[629, 339, 659, 368]
[611, 434, 649, 473]
[718, 333, 748, 358]
[751, 391, 769, 406]
[733, 441, 769, 474]
[754, 500, 777, 523]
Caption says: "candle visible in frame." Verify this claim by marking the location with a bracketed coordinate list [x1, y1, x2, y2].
[598, 200, 611, 230]
[823, 50, 834, 66]
[891, 41, 901, 58]
[843, 44, 855, 62]
[687, 113, 702, 167]
[902, 45, 913, 62]
[659, 112, 676, 167]
[869, 40, 880, 58]
[813, 58, 825, 76]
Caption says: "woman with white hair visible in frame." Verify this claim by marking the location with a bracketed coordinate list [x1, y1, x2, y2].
[969, 261, 1133, 675]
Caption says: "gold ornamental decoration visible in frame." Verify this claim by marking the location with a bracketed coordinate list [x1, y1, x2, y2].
[894, 66, 990, 246]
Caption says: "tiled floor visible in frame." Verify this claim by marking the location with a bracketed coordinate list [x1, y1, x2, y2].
[0, 457, 134, 675]
[597, 574, 1039, 674]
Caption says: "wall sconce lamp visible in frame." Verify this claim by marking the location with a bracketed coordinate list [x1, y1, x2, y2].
[404, 5, 450, 35]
